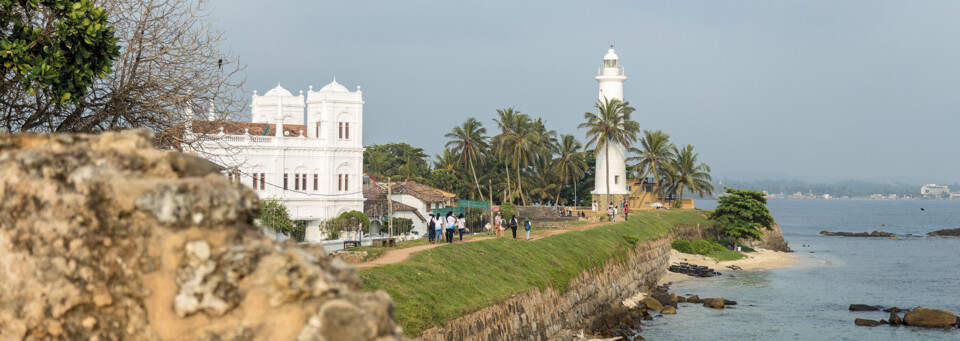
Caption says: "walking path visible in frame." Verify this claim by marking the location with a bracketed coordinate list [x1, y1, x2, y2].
[356, 220, 613, 269]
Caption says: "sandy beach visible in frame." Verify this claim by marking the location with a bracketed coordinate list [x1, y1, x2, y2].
[622, 248, 800, 308]
[658, 248, 800, 285]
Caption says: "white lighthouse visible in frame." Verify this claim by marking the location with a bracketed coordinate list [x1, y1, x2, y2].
[591, 46, 630, 209]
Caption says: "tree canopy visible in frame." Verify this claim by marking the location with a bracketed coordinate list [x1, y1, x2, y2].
[1, 0, 120, 104]
[709, 188, 775, 246]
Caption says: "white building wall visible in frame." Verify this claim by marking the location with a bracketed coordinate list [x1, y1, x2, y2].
[187, 80, 365, 243]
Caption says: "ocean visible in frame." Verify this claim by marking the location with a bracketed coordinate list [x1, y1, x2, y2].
[640, 199, 960, 341]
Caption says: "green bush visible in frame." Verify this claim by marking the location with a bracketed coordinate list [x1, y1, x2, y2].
[672, 238, 746, 261]
[623, 234, 639, 246]
[499, 202, 516, 220]
[671, 240, 694, 254]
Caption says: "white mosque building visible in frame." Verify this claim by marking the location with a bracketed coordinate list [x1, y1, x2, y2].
[183, 79, 364, 242]
[591, 47, 631, 210]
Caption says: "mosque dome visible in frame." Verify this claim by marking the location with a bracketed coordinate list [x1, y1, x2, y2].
[603, 48, 619, 61]
[264, 83, 293, 97]
[319, 79, 349, 92]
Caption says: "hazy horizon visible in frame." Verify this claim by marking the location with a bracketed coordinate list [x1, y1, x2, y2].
[211, 1, 960, 184]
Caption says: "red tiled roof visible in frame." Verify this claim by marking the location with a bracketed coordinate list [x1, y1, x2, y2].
[190, 120, 306, 137]
[392, 182, 449, 203]
[155, 120, 307, 150]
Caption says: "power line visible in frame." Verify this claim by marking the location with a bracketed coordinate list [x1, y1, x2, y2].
[229, 168, 366, 197]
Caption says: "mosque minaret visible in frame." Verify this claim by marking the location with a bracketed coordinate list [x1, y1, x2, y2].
[591, 46, 630, 210]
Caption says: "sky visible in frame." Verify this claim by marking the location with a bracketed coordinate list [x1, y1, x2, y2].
[210, 0, 960, 185]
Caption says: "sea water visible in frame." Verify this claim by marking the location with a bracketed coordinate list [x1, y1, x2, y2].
[640, 199, 960, 341]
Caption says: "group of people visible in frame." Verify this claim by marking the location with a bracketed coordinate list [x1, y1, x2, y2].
[426, 211, 534, 243]
[427, 211, 467, 244]
[494, 212, 532, 240]
[607, 201, 629, 222]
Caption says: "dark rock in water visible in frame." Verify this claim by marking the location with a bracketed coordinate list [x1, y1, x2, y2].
[883, 307, 901, 313]
[662, 306, 677, 314]
[686, 295, 701, 304]
[723, 299, 738, 306]
[703, 297, 725, 309]
[889, 311, 903, 325]
[855, 318, 880, 327]
[651, 292, 677, 308]
[927, 228, 960, 237]
[642, 315, 653, 321]
[676, 296, 687, 303]
[849, 304, 882, 311]
[903, 307, 958, 328]
[821, 230, 895, 237]
[879, 320, 888, 324]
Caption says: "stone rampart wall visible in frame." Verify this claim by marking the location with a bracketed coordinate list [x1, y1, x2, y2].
[417, 228, 696, 341]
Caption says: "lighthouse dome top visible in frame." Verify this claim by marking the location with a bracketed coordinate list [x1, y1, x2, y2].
[319, 79, 349, 92]
[264, 83, 293, 97]
[603, 48, 619, 61]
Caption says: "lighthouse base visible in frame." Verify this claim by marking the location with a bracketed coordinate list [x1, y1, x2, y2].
[591, 194, 629, 213]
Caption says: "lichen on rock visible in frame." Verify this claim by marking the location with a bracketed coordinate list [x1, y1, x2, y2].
[0, 130, 400, 340]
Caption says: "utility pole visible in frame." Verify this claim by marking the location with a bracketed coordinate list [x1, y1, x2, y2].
[489, 179, 494, 229]
[387, 180, 394, 238]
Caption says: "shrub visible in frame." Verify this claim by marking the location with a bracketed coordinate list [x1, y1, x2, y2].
[672, 238, 746, 260]
[499, 202, 516, 220]
[623, 234, 640, 246]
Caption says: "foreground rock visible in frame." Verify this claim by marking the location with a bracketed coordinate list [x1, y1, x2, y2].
[0, 130, 400, 340]
[903, 307, 957, 328]
[927, 228, 960, 237]
[821, 230, 895, 237]
[855, 318, 880, 327]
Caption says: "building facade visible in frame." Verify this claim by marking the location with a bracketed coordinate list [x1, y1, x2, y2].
[920, 184, 950, 198]
[591, 47, 631, 209]
[184, 80, 365, 242]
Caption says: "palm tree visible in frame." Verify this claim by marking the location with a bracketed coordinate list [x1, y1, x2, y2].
[627, 130, 675, 203]
[503, 114, 538, 206]
[553, 134, 586, 207]
[493, 108, 520, 203]
[445, 118, 489, 201]
[365, 149, 392, 180]
[528, 154, 560, 205]
[433, 148, 459, 172]
[664, 144, 714, 208]
[579, 97, 640, 205]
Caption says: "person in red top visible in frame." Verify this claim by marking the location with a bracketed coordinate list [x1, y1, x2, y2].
[624, 203, 629, 221]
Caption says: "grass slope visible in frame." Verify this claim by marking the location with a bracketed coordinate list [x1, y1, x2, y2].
[359, 210, 713, 336]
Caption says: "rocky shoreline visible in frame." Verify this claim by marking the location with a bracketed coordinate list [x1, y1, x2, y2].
[849, 304, 959, 330]
[585, 283, 738, 340]
[820, 230, 896, 237]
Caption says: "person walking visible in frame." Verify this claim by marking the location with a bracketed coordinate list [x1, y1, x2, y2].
[509, 215, 519, 239]
[457, 213, 467, 241]
[524, 218, 532, 240]
[427, 213, 436, 243]
[444, 211, 456, 243]
[613, 206, 618, 222]
[495, 213, 505, 237]
[607, 204, 613, 222]
[433, 214, 444, 244]
[624, 203, 629, 221]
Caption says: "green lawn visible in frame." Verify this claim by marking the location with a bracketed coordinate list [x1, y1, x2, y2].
[359, 209, 714, 336]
